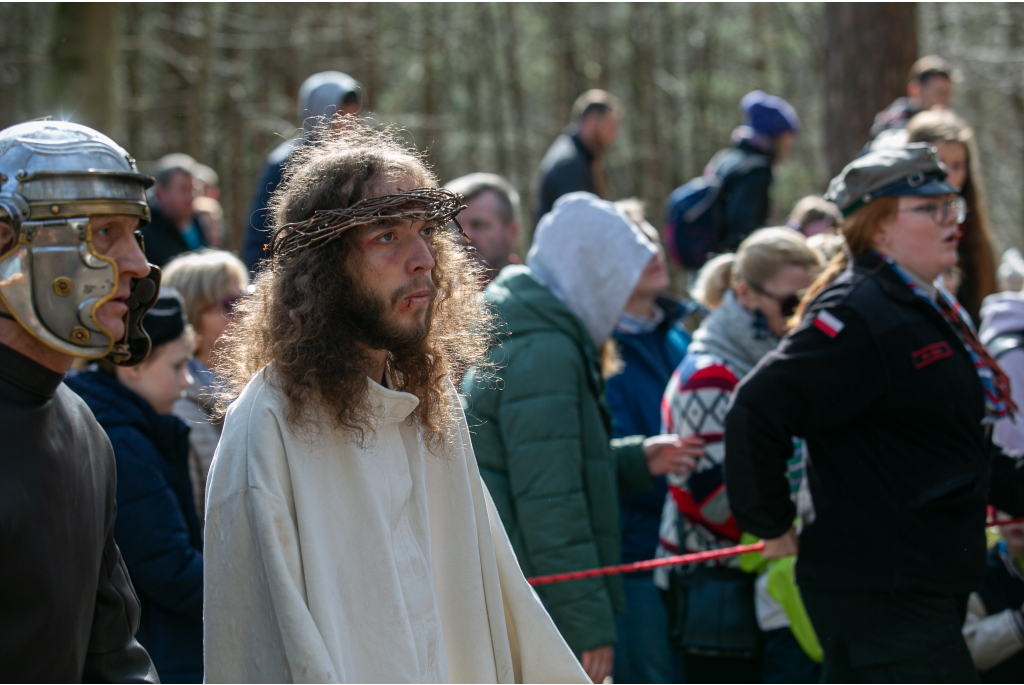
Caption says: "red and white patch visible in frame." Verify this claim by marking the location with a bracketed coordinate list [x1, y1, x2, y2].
[813, 310, 845, 338]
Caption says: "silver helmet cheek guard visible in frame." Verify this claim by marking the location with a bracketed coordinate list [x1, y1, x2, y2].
[0, 220, 159, 365]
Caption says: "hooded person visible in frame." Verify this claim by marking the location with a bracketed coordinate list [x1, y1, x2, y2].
[461, 192, 702, 684]
[203, 121, 589, 684]
[980, 291, 1024, 454]
[0, 120, 160, 681]
[241, 71, 362, 271]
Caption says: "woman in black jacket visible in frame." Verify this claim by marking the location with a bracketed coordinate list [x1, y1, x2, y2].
[724, 144, 1024, 682]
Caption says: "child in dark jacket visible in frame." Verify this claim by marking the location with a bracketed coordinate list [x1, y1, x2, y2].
[68, 292, 203, 684]
[605, 207, 700, 684]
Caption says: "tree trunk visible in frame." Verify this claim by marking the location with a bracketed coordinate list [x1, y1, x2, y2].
[823, 3, 918, 178]
[51, 3, 120, 135]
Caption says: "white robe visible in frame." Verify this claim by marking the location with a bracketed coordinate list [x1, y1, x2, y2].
[203, 371, 588, 684]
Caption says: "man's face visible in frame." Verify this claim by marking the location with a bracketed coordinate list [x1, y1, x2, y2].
[344, 216, 438, 351]
[595, 109, 620, 150]
[155, 171, 197, 228]
[460, 190, 517, 274]
[91, 215, 152, 342]
[774, 131, 796, 163]
[915, 75, 953, 110]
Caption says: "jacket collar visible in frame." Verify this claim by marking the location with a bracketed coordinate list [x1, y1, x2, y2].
[614, 295, 693, 339]
[851, 251, 921, 305]
[612, 298, 692, 382]
[851, 251, 971, 342]
[67, 369, 191, 463]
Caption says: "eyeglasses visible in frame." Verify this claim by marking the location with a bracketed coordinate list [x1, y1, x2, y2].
[899, 196, 967, 226]
[749, 282, 804, 318]
[201, 294, 242, 316]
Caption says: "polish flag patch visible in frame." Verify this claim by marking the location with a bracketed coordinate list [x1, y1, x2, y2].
[813, 310, 845, 338]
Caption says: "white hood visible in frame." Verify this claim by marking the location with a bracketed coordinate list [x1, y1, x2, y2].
[526, 192, 657, 347]
[980, 290, 1024, 344]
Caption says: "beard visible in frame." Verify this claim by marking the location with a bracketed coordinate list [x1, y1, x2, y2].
[337, 272, 436, 352]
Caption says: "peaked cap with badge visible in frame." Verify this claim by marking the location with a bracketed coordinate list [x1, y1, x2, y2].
[825, 143, 959, 217]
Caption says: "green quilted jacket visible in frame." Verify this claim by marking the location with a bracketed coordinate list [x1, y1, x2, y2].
[461, 265, 652, 655]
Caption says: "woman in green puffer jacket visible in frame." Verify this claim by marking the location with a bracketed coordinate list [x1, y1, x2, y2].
[461, 192, 702, 683]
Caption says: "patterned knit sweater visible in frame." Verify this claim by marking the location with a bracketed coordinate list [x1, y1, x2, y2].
[653, 291, 784, 588]
[658, 353, 742, 565]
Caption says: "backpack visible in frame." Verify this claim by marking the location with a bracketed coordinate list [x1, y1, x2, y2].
[663, 148, 770, 269]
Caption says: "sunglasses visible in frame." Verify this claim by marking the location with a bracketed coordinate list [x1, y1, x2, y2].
[201, 294, 242, 316]
[749, 282, 803, 318]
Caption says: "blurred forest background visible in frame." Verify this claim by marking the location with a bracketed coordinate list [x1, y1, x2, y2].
[1, 2, 1022, 259]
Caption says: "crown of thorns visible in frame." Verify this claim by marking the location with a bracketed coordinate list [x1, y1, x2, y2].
[267, 187, 467, 261]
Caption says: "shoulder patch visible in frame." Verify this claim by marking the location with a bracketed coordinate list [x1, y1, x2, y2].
[813, 310, 845, 338]
[912, 341, 953, 369]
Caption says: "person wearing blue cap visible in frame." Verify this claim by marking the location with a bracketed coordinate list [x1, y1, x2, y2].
[68, 291, 204, 683]
[724, 144, 1024, 682]
[241, 71, 362, 272]
[714, 90, 800, 252]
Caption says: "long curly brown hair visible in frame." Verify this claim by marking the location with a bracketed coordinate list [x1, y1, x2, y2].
[214, 122, 494, 449]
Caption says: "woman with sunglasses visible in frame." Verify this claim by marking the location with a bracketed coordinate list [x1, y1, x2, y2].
[162, 249, 249, 528]
[725, 145, 1024, 682]
[656, 227, 820, 683]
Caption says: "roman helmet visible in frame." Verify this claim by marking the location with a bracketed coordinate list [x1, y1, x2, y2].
[0, 120, 161, 365]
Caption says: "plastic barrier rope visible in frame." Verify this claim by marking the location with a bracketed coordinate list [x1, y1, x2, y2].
[526, 515, 1024, 586]
[527, 542, 765, 586]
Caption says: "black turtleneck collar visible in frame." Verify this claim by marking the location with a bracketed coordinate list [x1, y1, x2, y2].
[0, 342, 65, 400]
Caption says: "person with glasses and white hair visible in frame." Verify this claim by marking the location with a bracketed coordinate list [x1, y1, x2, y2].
[725, 145, 1024, 682]
[162, 249, 250, 527]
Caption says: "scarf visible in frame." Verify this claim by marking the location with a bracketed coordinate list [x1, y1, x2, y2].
[687, 290, 780, 378]
[880, 253, 1016, 422]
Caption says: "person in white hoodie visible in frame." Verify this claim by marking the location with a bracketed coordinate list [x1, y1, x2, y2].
[461, 193, 702, 683]
[203, 122, 588, 684]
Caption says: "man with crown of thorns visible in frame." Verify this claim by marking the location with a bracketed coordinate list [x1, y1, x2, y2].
[203, 121, 589, 683]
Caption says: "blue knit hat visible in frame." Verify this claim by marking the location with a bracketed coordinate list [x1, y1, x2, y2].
[741, 90, 800, 138]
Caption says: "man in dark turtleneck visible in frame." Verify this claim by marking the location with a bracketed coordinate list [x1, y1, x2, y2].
[0, 120, 160, 682]
[534, 89, 621, 224]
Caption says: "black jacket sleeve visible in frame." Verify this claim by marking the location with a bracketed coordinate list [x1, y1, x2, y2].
[82, 527, 159, 684]
[724, 305, 887, 538]
[721, 166, 771, 251]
